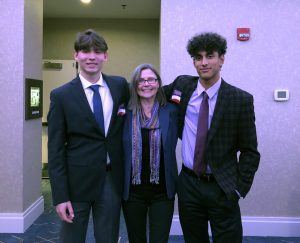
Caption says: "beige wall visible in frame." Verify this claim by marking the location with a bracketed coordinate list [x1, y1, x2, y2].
[23, 0, 43, 211]
[0, 0, 24, 213]
[0, 0, 43, 218]
[43, 18, 160, 81]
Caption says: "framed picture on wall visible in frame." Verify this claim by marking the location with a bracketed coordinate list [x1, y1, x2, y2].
[25, 78, 43, 120]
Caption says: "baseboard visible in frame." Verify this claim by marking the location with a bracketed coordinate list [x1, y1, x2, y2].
[170, 215, 300, 237]
[0, 196, 44, 233]
[242, 216, 300, 237]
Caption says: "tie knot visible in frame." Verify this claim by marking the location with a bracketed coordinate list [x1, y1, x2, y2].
[89, 84, 100, 93]
[202, 92, 208, 100]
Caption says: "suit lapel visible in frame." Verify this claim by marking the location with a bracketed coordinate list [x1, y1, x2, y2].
[207, 79, 230, 145]
[184, 78, 198, 107]
[159, 105, 169, 147]
[181, 78, 198, 120]
[103, 74, 118, 135]
[126, 110, 133, 168]
[70, 76, 104, 135]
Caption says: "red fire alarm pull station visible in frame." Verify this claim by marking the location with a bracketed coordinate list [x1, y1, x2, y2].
[237, 28, 250, 41]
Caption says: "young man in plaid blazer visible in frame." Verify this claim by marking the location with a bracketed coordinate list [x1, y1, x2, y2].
[164, 32, 260, 243]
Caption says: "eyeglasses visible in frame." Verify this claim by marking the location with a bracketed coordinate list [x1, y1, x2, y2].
[138, 78, 158, 85]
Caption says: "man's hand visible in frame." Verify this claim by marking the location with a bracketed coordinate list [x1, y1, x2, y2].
[56, 201, 74, 223]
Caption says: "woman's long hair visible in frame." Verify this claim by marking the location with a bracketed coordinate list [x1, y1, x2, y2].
[128, 63, 166, 114]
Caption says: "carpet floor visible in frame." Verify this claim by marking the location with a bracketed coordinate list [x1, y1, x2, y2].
[0, 179, 299, 243]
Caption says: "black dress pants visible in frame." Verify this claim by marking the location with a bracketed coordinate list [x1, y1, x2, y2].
[60, 172, 121, 243]
[122, 187, 174, 243]
[178, 169, 242, 243]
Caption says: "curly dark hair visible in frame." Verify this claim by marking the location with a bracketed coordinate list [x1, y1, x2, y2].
[187, 32, 227, 58]
[74, 29, 108, 53]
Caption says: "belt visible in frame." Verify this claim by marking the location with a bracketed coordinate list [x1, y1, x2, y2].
[106, 164, 112, 172]
[182, 164, 214, 182]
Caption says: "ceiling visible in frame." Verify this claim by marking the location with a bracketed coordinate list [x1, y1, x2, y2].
[44, 0, 160, 19]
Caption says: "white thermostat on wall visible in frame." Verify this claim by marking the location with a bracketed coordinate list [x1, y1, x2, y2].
[274, 89, 289, 101]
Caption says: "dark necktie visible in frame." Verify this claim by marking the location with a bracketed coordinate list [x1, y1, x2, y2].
[89, 85, 105, 134]
[193, 92, 209, 176]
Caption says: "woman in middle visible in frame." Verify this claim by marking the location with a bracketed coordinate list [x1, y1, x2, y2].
[122, 63, 178, 243]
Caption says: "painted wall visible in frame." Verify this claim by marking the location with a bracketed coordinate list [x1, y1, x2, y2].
[0, 0, 24, 213]
[43, 18, 159, 81]
[161, 0, 300, 217]
[0, 0, 43, 218]
[23, 0, 43, 211]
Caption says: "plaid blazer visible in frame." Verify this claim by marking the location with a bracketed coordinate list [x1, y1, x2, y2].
[164, 75, 260, 198]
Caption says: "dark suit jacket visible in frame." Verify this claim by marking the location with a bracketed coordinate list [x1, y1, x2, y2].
[47, 74, 129, 206]
[122, 103, 178, 200]
[164, 75, 260, 199]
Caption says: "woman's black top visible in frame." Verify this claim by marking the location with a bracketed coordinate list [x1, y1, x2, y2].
[131, 128, 166, 193]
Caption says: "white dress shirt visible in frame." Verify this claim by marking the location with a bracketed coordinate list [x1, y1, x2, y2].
[79, 73, 113, 164]
[79, 73, 113, 137]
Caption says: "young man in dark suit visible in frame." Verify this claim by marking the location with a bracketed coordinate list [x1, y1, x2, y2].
[47, 29, 129, 243]
[164, 32, 260, 243]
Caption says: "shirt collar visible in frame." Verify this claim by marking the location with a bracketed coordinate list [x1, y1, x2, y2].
[196, 77, 222, 99]
[79, 72, 106, 89]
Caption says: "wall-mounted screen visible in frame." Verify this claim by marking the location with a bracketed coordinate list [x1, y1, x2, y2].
[25, 78, 43, 120]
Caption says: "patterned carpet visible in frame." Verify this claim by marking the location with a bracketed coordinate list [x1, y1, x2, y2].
[0, 179, 299, 243]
